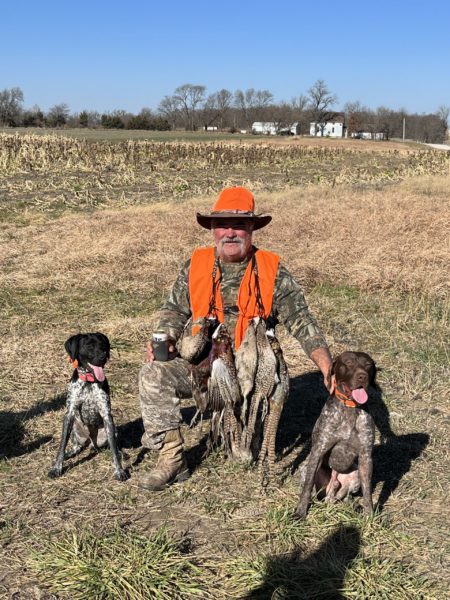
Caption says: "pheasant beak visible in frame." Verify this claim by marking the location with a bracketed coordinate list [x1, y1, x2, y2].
[212, 323, 222, 339]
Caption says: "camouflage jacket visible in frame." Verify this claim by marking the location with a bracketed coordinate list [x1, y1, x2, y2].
[156, 247, 327, 357]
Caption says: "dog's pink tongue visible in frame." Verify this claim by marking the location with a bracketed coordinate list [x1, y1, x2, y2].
[88, 363, 105, 382]
[352, 388, 368, 404]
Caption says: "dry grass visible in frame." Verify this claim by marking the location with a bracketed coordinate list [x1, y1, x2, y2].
[0, 139, 449, 599]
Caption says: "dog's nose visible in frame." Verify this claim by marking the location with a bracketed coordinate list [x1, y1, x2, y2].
[356, 371, 368, 384]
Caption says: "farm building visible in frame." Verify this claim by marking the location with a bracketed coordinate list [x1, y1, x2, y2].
[351, 131, 386, 140]
[252, 122, 301, 135]
[252, 122, 278, 135]
[279, 122, 302, 135]
[310, 118, 346, 137]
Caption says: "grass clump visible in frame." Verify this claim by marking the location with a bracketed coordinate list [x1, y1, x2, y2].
[30, 526, 208, 600]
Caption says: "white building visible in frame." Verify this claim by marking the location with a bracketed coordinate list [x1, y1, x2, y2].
[351, 131, 385, 140]
[279, 122, 301, 135]
[252, 122, 278, 135]
[252, 121, 301, 135]
[310, 119, 346, 137]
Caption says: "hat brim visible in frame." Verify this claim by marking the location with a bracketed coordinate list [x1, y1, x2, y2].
[196, 212, 272, 231]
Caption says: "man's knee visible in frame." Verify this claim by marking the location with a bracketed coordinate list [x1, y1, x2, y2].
[139, 359, 191, 405]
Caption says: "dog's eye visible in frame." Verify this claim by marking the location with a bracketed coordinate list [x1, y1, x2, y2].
[336, 364, 347, 375]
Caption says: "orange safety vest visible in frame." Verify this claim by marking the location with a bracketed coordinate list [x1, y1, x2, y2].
[188, 247, 280, 349]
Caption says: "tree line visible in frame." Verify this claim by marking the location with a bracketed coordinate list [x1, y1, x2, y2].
[0, 82, 448, 143]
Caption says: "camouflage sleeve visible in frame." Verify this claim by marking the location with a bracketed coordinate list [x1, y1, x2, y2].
[273, 264, 328, 357]
[156, 259, 192, 341]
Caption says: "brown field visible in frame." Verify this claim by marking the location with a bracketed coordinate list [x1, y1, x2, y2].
[1, 126, 424, 148]
[0, 133, 449, 599]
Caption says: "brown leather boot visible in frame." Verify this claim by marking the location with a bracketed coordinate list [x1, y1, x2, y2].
[138, 428, 190, 491]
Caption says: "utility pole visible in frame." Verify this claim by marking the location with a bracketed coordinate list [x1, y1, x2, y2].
[402, 117, 406, 142]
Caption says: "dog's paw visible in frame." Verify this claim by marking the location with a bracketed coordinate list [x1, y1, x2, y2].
[115, 469, 129, 482]
[48, 466, 62, 478]
[293, 504, 308, 520]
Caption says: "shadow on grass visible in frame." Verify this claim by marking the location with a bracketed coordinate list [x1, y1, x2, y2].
[279, 371, 330, 476]
[373, 432, 429, 512]
[0, 393, 66, 459]
[117, 418, 145, 450]
[245, 524, 361, 599]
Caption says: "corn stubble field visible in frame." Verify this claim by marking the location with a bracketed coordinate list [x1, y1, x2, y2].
[0, 132, 449, 599]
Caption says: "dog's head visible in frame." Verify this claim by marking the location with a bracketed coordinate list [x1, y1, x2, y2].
[65, 332, 110, 382]
[332, 351, 377, 405]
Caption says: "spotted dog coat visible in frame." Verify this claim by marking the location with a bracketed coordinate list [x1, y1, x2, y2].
[295, 351, 377, 519]
[48, 333, 127, 481]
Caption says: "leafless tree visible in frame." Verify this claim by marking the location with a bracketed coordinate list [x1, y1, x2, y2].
[46, 103, 70, 127]
[234, 88, 274, 129]
[0, 87, 24, 126]
[344, 101, 371, 136]
[158, 95, 181, 130]
[307, 80, 337, 135]
[201, 88, 233, 130]
[291, 94, 309, 134]
[173, 83, 206, 130]
[22, 105, 45, 127]
[437, 105, 449, 134]
[374, 106, 398, 141]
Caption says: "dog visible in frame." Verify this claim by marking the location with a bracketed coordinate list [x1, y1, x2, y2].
[48, 332, 127, 481]
[295, 351, 377, 519]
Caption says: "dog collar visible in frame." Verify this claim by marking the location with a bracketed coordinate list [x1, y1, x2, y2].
[334, 385, 358, 408]
[77, 369, 96, 382]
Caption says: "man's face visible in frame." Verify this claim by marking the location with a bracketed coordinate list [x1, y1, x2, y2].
[212, 218, 254, 263]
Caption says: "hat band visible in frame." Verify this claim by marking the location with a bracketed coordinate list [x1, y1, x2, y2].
[211, 210, 255, 216]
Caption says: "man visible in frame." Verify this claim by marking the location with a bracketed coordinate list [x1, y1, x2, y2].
[138, 186, 333, 491]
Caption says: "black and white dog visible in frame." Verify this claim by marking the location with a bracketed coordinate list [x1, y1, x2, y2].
[48, 332, 127, 481]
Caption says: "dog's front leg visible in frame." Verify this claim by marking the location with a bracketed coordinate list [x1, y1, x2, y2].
[358, 450, 373, 514]
[295, 442, 333, 519]
[357, 414, 374, 514]
[98, 399, 128, 481]
[48, 408, 76, 478]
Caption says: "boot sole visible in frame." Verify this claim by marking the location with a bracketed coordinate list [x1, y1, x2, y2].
[138, 468, 190, 492]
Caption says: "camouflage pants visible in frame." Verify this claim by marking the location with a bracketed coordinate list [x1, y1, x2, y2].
[139, 358, 192, 450]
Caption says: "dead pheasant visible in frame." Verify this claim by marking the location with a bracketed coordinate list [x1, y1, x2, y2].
[190, 355, 211, 427]
[235, 319, 258, 423]
[258, 329, 289, 482]
[241, 318, 277, 459]
[207, 324, 242, 458]
[178, 317, 210, 363]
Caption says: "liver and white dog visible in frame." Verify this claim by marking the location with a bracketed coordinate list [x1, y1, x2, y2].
[295, 351, 377, 519]
[48, 332, 127, 481]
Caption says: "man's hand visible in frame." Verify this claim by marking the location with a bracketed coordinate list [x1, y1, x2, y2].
[310, 347, 334, 393]
[145, 340, 176, 363]
[325, 373, 336, 395]
[145, 341, 155, 363]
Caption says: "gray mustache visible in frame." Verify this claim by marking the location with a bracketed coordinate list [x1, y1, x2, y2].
[222, 237, 243, 244]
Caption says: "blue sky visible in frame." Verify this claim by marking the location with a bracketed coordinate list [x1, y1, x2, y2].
[1, 0, 449, 115]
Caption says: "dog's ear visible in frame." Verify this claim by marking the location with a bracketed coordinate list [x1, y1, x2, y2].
[359, 352, 378, 389]
[95, 332, 110, 360]
[65, 334, 82, 361]
[331, 358, 338, 375]
[369, 361, 378, 389]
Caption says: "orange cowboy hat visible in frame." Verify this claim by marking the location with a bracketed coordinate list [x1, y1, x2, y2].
[196, 187, 272, 231]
